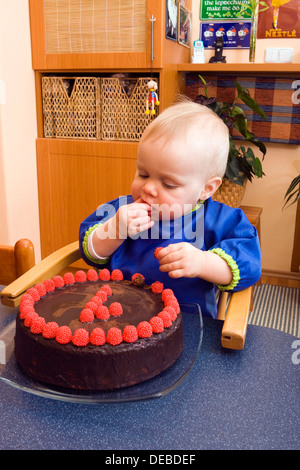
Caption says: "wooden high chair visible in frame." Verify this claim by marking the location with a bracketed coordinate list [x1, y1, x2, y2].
[0, 241, 252, 350]
[0, 239, 35, 286]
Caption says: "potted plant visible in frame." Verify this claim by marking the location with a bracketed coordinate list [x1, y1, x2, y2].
[195, 75, 267, 207]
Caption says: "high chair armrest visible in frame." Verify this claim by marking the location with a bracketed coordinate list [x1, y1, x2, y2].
[221, 286, 253, 350]
[1, 242, 80, 308]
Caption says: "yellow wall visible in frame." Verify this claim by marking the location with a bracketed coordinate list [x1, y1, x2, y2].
[0, 0, 299, 272]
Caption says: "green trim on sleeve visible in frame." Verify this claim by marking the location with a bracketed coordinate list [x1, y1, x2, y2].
[209, 248, 240, 291]
[82, 224, 110, 265]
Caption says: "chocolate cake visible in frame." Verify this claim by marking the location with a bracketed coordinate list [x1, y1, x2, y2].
[15, 268, 183, 391]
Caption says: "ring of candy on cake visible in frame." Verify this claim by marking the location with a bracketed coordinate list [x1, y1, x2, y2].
[18, 269, 180, 347]
[15, 250, 184, 391]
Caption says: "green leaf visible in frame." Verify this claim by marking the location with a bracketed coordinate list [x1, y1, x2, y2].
[253, 157, 263, 177]
[238, 1, 252, 16]
[231, 106, 244, 117]
[198, 75, 207, 87]
[244, 147, 256, 164]
[226, 156, 247, 185]
[234, 82, 267, 120]
[198, 75, 209, 99]
[285, 175, 300, 196]
[283, 175, 300, 208]
[234, 114, 254, 139]
[258, 1, 270, 13]
[283, 190, 300, 208]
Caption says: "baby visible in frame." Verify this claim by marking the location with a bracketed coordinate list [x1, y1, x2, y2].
[79, 100, 261, 318]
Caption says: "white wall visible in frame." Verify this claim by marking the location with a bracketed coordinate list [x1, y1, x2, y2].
[0, 0, 41, 261]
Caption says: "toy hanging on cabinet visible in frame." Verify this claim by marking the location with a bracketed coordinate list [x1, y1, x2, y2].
[145, 80, 160, 115]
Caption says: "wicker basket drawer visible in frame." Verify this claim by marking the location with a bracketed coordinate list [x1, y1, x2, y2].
[101, 77, 158, 141]
[42, 77, 101, 140]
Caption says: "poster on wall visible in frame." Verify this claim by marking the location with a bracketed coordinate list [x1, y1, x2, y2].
[200, 0, 251, 20]
[200, 21, 252, 47]
[166, 0, 178, 41]
[178, 4, 192, 47]
[257, 0, 300, 38]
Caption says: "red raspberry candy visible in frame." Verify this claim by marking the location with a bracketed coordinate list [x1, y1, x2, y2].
[163, 305, 177, 321]
[99, 269, 110, 281]
[63, 272, 75, 285]
[30, 316, 46, 334]
[109, 302, 123, 317]
[87, 269, 98, 281]
[106, 327, 123, 346]
[90, 295, 102, 306]
[72, 328, 89, 347]
[43, 278, 55, 292]
[20, 303, 35, 319]
[75, 270, 87, 283]
[158, 311, 172, 328]
[42, 322, 59, 339]
[137, 321, 153, 338]
[96, 290, 108, 301]
[27, 287, 40, 302]
[79, 308, 94, 323]
[149, 316, 164, 333]
[24, 311, 39, 327]
[52, 275, 64, 288]
[154, 247, 163, 259]
[56, 326, 72, 344]
[85, 301, 98, 313]
[20, 294, 35, 306]
[34, 283, 47, 297]
[122, 325, 138, 343]
[100, 285, 112, 296]
[151, 281, 164, 294]
[161, 288, 175, 301]
[111, 269, 123, 281]
[90, 328, 106, 346]
[164, 298, 180, 314]
[95, 305, 110, 320]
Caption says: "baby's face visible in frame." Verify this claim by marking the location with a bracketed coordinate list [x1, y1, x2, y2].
[131, 135, 205, 220]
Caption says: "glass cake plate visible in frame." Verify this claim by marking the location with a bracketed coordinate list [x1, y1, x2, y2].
[0, 304, 202, 404]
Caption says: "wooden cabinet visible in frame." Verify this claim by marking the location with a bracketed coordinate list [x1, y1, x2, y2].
[29, 0, 192, 258]
[29, 0, 190, 71]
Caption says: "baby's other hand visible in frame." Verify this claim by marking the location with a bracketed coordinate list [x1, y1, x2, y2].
[157, 243, 205, 279]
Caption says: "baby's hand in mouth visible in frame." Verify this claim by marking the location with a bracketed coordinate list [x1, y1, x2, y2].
[135, 197, 152, 214]
[118, 198, 154, 237]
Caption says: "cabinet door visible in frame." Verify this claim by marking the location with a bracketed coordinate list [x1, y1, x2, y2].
[36, 139, 137, 257]
[29, 0, 164, 70]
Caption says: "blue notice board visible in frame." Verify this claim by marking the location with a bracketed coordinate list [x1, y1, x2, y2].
[200, 21, 252, 48]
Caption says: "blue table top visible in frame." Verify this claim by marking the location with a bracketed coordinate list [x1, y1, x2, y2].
[0, 299, 299, 450]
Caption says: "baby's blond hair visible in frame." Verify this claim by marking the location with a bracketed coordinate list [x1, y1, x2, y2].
[140, 98, 229, 180]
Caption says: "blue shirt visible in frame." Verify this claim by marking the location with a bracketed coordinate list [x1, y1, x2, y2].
[79, 196, 261, 318]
